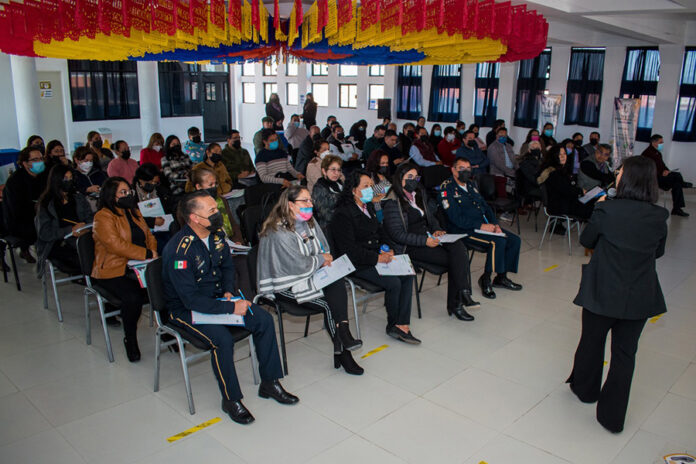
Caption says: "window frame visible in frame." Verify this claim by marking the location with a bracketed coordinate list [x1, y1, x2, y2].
[474, 62, 500, 127]
[339, 83, 358, 108]
[263, 82, 278, 103]
[564, 47, 605, 128]
[69, 60, 140, 122]
[286, 82, 299, 106]
[513, 48, 552, 128]
[428, 65, 461, 122]
[242, 82, 256, 104]
[620, 47, 661, 142]
[312, 63, 329, 76]
[369, 65, 385, 77]
[396, 65, 422, 120]
[312, 83, 329, 107]
[368, 84, 384, 110]
[673, 47, 696, 141]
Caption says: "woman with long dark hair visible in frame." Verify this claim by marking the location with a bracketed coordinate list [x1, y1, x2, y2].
[568, 156, 669, 433]
[161, 135, 191, 196]
[537, 144, 594, 220]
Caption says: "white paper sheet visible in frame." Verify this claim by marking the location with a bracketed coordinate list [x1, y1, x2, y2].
[474, 229, 506, 237]
[312, 254, 356, 289]
[191, 311, 245, 326]
[63, 223, 93, 239]
[376, 254, 416, 276]
[579, 186, 605, 204]
[153, 214, 174, 232]
[138, 197, 165, 217]
[435, 233, 468, 243]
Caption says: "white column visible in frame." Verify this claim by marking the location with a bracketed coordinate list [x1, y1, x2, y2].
[10, 55, 42, 147]
[136, 61, 161, 147]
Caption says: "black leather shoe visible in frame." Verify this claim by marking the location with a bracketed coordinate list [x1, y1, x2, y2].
[461, 290, 480, 309]
[492, 275, 523, 291]
[337, 321, 362, 351]
[222, 399, 255, 424]
[123, 337, 141, 362]
[449, 306, 475, 321]
[478, 274, 496, 299]
[402, 330, 422, 344]
[386, 326, 421, 344]
[334, 350, 364, 375]
[672, 208, 689, 217]
[258, 380, 299, 405]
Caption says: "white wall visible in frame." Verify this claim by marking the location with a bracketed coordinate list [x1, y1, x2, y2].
[0, 53, 20, 149]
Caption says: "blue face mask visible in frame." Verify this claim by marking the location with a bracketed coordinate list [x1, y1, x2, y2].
[458, 129, 466, 135]
[294, 121, 300, 127]
[566, 147, 574, 155]
[498, 136, 507, 144]
[359, 186, 374, 203]
[269, 140, 279, 150]
[433, 130, 441, 137]
[657, 143, 664, 152]
[29, 161, 45, 175]
[544, 129, 553, 137]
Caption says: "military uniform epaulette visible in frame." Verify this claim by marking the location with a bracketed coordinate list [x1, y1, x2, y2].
[176, 235, 195, 255]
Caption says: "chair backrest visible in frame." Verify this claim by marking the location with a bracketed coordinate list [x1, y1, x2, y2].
[246, 246, 259, 293]
[240, 204, 264, 246]
[144, 258, 167, 322]
[244, 183, 282, 206]
[76, 232, 96, 277]
[539, 183, 550, 208]
[477, 173, 497, 201]
[421, 165, 452, 189]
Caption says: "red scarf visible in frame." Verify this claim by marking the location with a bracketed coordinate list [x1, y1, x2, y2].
[413, 138, 437, 162]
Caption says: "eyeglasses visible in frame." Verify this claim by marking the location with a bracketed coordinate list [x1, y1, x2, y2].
[117, 189, 135, 196]
[28, 157, 43, 163]
[405, 175, 421, 181]
[294, 198, 313, 204]
[326, 168, 342, 173]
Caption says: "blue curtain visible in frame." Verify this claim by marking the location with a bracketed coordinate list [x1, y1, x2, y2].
[427, 65, 461, 122]
[620, 47, 660, 142]
[474, 63, 499, 127]
[564, 48, 605, 128]
[514, 49, 552, 128]
[396, 65, 422, 120]
[673, 48, 696, 142]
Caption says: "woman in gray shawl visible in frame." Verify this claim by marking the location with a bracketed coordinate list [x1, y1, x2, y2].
[257, 185, 364, 375]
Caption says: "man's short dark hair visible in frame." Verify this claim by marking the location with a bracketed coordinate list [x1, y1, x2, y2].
[178, 191, 212, 225]
[228, 129, 240, 138]
[187, 126, 200, 136]
[463, 130, 475, 138]
[590, 131, 600, 137]
[262, 128, 277, 141]
[453, 157, 471, 167]
[262, 116, 274, 124]
[598, 143, 612, 154]
[374, 125, 387, 133]
[496, 126, 508, 134]
[572, 132, 583, 139]
[403, 122, 415, 131]
[327, 115, 336, 122]
[650, 134, 663, 142]
[384, 129, 398, 138]
[443, 126, 456, 135]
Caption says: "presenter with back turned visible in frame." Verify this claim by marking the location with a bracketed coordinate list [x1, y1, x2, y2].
[162, 191, 298, 425]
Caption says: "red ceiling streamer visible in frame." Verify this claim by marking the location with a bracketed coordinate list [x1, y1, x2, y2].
[209, 0, 226, 30]
[274, 0, 280, 29]
[359, 0, 381, 31]
[228, 0, 241, 31]
[294, 0, 303, 32]
[252, 0, 260, 31]
[337, 0, 353, 29]
[317, 0, 328, 33]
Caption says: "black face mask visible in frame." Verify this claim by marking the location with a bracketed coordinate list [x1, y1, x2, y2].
[574, 139, 582, 147]
[312, 133, 322, 141]
[192, 135, 202, 144]
[590, 138, 599, 146]
[457, 170, 472, 183]
[336, 132, 345, 140]
[403, 179, 419, 193]
[92, 140, 103, 149]
[530, 148, 542, 158]
[407, 130, 415, 138]
[210, 153, 222, 164]
[116, 194, 137, 210]
[205, 187, 218, 199]
[231, 140, 241, 149]
[467, 140, 477, 148]
[142, 182, 156, 193]
[204, 211, 223, 232]
[121, 150, 131, 160]
[61, 179, 75, 193]
[379, 166, 389, 175]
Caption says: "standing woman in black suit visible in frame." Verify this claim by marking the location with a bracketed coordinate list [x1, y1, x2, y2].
[568, 156, 669, 434]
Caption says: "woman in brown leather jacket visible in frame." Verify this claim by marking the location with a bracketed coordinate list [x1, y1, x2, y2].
[92, 177, 157, 362]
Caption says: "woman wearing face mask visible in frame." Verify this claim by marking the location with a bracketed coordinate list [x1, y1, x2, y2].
[537, 144, 594, 221]
[72, 147, 107, 196]
[27, 135, 45, 154]
[429, 124, 443, 148]
[161, 135, 192, 197]
[311, 155, 344, 229]
[86, 131, 114, 170]
[107, 140, 139, 183]
[348, 119, 368, 150]
[540, 123, 557, 149]
[45, 140, 69, 170]
[185, 143, 233, 195]
[468, 124, 487, 151]
[258, 185, 364, 375]
[517, 140, 544, 203]
[133, 163, 173, 252]
[2, 146, 49, 263]
[382, 164, 479, 320]
[139, 132, 165, 169]
[35, 164, 93, 279]
[265, 93, 285, 131]
[331, 170, 419, 344]
[437, 126, 462, 166]
[92, 177, 157, 362]
[306, 140, 332, 193]
[519, 129, 542, 158]
[365, 150, 392, 199]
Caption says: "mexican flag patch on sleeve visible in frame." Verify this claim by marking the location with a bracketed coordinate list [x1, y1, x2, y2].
[174, 260, 187, 270]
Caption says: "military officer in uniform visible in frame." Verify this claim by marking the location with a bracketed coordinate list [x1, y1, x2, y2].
[440, 158, 523, 299]
[162, 191, 298, 425]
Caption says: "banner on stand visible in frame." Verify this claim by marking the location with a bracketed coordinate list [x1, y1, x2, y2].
[611, 98, 641, 167]
[537, 94, 563, 135]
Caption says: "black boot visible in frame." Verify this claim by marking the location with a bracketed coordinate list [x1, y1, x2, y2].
[478, 273, 496, 299]
[222, 399, 255, 424]
[123, 336, 141, 362]
[333, 350, 364, 375]
[461, 290, 480, 309]
[337, 321, 362, 351]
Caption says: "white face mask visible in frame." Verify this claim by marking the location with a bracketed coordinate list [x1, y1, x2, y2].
[153, 145, 162, 152]
[319, 150, 332, 159]
[78, 161, 93, 173]
[446, 133, 455, 142]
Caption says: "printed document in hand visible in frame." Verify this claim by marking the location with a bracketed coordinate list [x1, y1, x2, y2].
[579, 186, 605, 204]
[435, 233, 468, 243]
[153, 214, 174, 232]
[138, 197, 165, 217]
[474, 229, 506, 237]
[312, 254, 355, 289]
[191, 311, 245, 326]
[225, 239, 252, 254]
[376, 254, 416, 276]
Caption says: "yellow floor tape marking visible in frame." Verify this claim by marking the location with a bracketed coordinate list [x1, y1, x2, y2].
[543, 264, 559, 272]
[167, 417, 221, 443]
[649, 314, 664, 323]
[479, 461, 489, 464]
[604, 361, 608, 366]
[361, 344, 389, 359]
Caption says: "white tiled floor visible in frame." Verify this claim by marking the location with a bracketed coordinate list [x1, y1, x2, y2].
[1, 193, 695, 463]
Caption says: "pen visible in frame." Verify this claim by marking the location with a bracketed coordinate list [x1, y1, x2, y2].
[239, 289, 253, 315]
[63, 218, 79, 225]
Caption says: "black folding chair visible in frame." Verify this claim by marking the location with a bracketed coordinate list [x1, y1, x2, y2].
[42, 257, 83, 322]
[477, 173, 520, 234]
[538, 184, 583, 255]
[244, 183, 282, 207]
[145, 258, 259, 415]
[0, 235, 22, 291]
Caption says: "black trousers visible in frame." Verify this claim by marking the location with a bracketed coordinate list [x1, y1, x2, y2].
[353, 267, 413, 328]
[408, 240, 472, 310]
[171, 305, 283, 402]
[92, 273, 146, 338]
[464, 229, 521, 275]
[658, 172, 686, 209]
[47, 240, 80, 272]
[568, 308, 647, 432]
[276, 279, 348, 338]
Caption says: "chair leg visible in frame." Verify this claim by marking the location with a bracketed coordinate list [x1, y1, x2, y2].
[468, 249, 475, 264]
[97, 297, 115, 363]
[436, 274, 443, 286]
[414, 276, 422, 319]
[303, 315, 311, 338]
[178, 342, 196, 415]
[84, 290, 92, 345]
[515, 210, 521, 234]
[539, 216, 552, 249]
[275, 307, 288, 376]
[1, 244, 8, 283]
[154, 332, 162, 392]
[418, 270, 426, 293]
[248, 337, 260, 386]
[42, 272, 48, 310]
[566, 218, 572, 255]
[149, 304, 154, 327]
[49, 263, 64, 322]
[347, 280, 361, 339]
[8, 246, 20, 291]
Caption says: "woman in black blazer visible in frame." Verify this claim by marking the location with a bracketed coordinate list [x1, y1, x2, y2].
[537, 145, 594, 220]
[568, 156, 669, 434]
[330, 170, 418, 344]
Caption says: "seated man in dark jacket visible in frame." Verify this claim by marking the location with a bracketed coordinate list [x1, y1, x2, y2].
[641, 134, 692, 216]
[294, 125, 320, 175]
[440, 158, 522, 299]
[577, 143, 615, 192]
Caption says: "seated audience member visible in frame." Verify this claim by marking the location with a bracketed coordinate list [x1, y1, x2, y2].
[409, 126, 441, 167]
[139, 132, 165, 169]
[441, 158, 522, 299]
[2, 146, 48, 263]
[486, 120, 515, 147]
[35, 164, 93, 278]
[387, 122, 398, 132]
[222, 130, 257, 186]
[537, 145, 594, 220]
[456, 130, 489, 174]
[349, 119, 368, 149]
[286, 114, 309, 154]
[92, 177, 157, 362]
[398, 123, 416, 159]
[86, 130, 114, 170]
[561, 138, 582, 176]
[27, 135, 45, 154]
[488, 127, 518, 198]
[331, 170, 419, 344]
[163, 192, 297, 424]
[295, 126, 321, 175]
[383, 163, 479, 320]
[437, 126, 461, 167]
[45, 140, 69, 170]
[183, 126, 206, 163]
[133, 164, 173, 248]
[107, 140, 138, 183]
[255, 129, 304, 187]
[583, 132, 600, 162]
[641, 134, 692, 217]
[417, 116, 427, 129]
[362, 125, 386, 161]
[320, 115, 338, 140]
[186, 143, 233, 195]
[572, 132, 590, 164]
[456, 120, 467, 139]
[258, 186, 364, 374]
[540, 122, 557, 149]
[382, 116, 392, 127]
[519, 129, 541, 158]
[266, 93, 285, 130]
[253, 117, 275, 155]
[328, 124, 361, 172]
[161, 135, 192, 197]
[73, 146, 107, 196]
[306, 139, 332, 193]
[468, 124, 487, 151]
[517, 141, 543, 200]
[578, 143, 615, 192]
[429, 124, 443, 148]
[366, 150, 393, 199]
[311, 155, 344, 229]
[302, 92, 317, 128]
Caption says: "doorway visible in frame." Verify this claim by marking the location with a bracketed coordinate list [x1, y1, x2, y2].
[202, 73, 230, 142]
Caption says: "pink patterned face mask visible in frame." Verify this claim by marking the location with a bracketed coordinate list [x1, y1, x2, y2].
[296, 207, 313, 222]
[531, 135, 540, 141]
